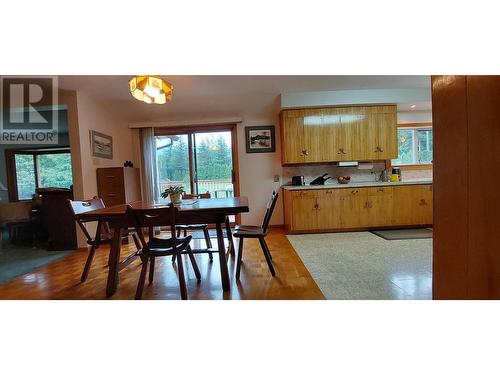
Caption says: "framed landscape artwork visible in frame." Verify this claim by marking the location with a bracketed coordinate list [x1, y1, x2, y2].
[90, 130, 113, 159]
[245, 125, 276, 153]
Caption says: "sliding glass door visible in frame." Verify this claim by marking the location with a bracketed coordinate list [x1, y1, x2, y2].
[193, 131, 234, 198]
[155, 126, 238, 203]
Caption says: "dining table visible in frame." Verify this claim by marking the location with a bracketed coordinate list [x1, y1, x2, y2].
[76, 197, 249, 296]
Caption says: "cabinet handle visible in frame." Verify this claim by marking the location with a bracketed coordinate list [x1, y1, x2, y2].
[337, 148, 347, 155]
[325, 190, 333, 194]
[301, 149, 309, 156]
[419, 199, 428, 206]
[106, 175, 115, 179]
[375, 146, 383, 153]
[108, 194, 116, 197]
[351, 190, 358, 194]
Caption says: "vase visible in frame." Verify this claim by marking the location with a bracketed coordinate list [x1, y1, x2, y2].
[170, 193, 182, 204]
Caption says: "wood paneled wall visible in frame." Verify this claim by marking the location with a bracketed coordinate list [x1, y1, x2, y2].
[432, 75, 500, 299]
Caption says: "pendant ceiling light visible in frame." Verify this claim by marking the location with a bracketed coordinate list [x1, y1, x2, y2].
[129, 75, 173, 104]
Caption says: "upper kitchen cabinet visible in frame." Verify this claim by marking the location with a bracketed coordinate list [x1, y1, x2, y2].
[280, 105, 397, 165]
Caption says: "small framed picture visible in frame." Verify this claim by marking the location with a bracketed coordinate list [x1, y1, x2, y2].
[245, 125, 276, 153]
[90, 130, 113, 159]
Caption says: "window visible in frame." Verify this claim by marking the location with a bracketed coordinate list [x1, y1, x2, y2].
[7, 149, 73, 201]
[392, 127, 433, 166]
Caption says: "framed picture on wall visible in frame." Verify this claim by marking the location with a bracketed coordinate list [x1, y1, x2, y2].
[245, 125, 276, 153]
[90, 130, 113, 159]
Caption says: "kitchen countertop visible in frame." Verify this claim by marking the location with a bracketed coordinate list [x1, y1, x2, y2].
[281, 179, 433, 191]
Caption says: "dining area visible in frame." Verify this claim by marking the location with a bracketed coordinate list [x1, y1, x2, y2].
[68, 192, 281, 299]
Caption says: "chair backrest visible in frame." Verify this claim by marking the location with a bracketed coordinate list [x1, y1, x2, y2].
[126, 204, 180, 250]
[182, 191, 211, 199]
[67, 198, 106, 242]
[261, 190, 279, 233]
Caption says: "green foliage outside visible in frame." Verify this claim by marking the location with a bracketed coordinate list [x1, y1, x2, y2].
[15, 153, 73, 200]
[392, 128, 433, 166]
[156, 134, 233, 195]
[393, 129, 414, 165]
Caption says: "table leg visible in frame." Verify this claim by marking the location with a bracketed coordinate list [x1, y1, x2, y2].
[216, 221, 230, 291]
[106, 227, 122, 297]
[225, 216, 235, 256]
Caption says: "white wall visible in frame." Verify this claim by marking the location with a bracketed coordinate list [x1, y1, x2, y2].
[236, 117, 283, 226]
[70, 92, 137, 247]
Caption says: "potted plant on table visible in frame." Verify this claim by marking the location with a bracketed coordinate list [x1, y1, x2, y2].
[161, 185, 185, 204]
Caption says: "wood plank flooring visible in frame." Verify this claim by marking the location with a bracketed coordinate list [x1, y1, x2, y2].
[0, 228, 324, 300]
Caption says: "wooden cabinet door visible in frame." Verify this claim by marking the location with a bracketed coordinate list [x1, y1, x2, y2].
[375, 113, 398, 160]
[340, 110, 369, 161]
[359, 187, 393, 227]
[392, 185, 433, 225]
[281, 112, 306, 164]
[290, 191, 320, 231]
[339, 188, 364, 228]
[316, 190, 343, 229]
[412, 185, 433, 224]
[366, 110, 398, 161]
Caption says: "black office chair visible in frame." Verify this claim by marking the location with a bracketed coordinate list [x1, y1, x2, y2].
[127, 204, 201, 300]
[233, 190, 279, 280]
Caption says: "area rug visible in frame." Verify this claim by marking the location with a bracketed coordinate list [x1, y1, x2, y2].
[0, 234, 73, 285]
[287, 231, 432, 300]
[371, 228, 433, 240]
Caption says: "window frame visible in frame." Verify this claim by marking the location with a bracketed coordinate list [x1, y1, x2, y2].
[5, 148, 72, 201]
[392, 123, 433, 167]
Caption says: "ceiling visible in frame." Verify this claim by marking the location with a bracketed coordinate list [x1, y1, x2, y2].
[58, 75, 431, 123]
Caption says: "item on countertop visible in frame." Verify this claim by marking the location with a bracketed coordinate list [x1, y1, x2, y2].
[392, 167, 402, 181]
[337, 176, 351, 184]
[380, 170, 389, 182]
[390, 174, 399, 182]
[123, 160, 134, 167]
[161, 185, 185, 204]
[291, 176, 305, 186]
[310, 173, 331, 185]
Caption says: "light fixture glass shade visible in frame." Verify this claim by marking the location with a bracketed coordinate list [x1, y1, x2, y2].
[129, 75, 173, 104]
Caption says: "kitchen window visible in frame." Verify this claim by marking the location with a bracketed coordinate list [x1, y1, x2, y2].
[392, 126, 433, 166]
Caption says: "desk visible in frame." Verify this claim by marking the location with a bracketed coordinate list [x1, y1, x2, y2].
[76, 197, 249, 296]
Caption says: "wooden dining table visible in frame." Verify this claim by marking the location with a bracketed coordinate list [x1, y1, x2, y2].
[76, 197, 249, 296]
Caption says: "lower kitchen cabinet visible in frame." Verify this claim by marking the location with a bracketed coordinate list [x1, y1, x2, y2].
[283, 184, 432, 233]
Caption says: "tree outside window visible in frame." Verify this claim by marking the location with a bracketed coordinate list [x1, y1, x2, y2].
[392, 127, 433, 166]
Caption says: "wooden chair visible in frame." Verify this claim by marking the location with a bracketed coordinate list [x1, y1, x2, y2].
[68, 198, 142, 282]
[175, 192, 213, 260]
[127, 203, 201, 300]
[233, 190, 279, 280]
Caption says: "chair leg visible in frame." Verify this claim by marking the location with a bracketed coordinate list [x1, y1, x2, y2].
[177, 228, 181, 238]
[262, 237, 272, 260]
[135, 257, 149, 300]
[148, 257, 155, 285]
[81, 245, 97, 283]
[202, 227, 213, 261]
[235, 237, 244, 280]
[176, 253, 188, 300]
[184, 229, 187, 237]
[172, 254, 176, 263]
[132, 232, 142, 251]
[187, 246, 201, 280]
[259, 237, 275, 277]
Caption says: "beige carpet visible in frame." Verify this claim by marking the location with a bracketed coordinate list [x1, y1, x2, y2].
[287, 231, 432, 300]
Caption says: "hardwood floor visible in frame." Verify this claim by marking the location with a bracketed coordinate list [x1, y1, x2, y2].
[0, 228, 324, 300]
